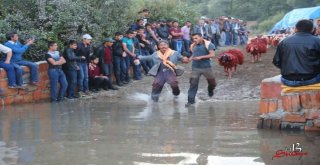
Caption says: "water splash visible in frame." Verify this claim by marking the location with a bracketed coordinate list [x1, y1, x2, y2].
[130, 93, 151, 103]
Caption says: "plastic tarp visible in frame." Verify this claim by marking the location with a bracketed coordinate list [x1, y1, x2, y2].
[269, 6, 320, 33]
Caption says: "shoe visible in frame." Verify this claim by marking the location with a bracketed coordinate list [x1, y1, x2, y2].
[50, 99, 59, 103]
[67, 96, 76, 100]
[78, 91, 86, 97]
[109, 86, 119, 90]
[84, 91, 93, 96]
[16, 85, 27, 90]
[185, 102, 195, 107]
[8, 85, 17, 89]
[208, 88, 214, 97]
[73, 95, 80, 98]
[30, 82, 39, 86]
[103, 87, 109, 91]
[124, 80, 132, 84]
[117, 82, 124, 86]
[57, 97, 65, 102]
[151, 96, 159, 102]
[90, 89, 98, 93]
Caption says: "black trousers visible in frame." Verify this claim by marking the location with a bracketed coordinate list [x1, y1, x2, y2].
[89, 77, 112, 89]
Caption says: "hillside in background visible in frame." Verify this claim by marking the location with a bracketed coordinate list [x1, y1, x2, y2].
[193, 0, 320, 33]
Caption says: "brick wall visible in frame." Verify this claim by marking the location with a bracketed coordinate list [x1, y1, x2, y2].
[0, 61, 135, 106]
[0, 61, 50, 105]
[258, 75, 320, 131]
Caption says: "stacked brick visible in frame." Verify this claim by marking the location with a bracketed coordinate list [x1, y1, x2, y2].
[0, 61, 50, 105]
[0, 61, 135, 106]
[258, 75, 320, 131]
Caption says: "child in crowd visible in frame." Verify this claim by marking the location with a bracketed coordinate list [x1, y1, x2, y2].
[45, 41, 68, 102]
[88, 55, 118, 92]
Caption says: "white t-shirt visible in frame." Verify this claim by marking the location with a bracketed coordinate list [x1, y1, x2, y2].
[0, 44, 12, 53]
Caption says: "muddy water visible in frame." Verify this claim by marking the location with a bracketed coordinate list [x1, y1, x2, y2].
[0, 91, 319, 165]
[0, 47, 319, 165]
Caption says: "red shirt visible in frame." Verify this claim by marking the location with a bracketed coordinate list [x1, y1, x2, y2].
[169, 27, 183, 40]
[88, 64, 101, 78]
[104, 47, 112, 64]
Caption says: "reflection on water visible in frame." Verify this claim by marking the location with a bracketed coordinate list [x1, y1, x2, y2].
[0, 96, 319, 165]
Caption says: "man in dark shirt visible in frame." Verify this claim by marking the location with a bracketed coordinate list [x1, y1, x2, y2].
[157, 19, 171, 40]
[273, 19, 320, 87]
[88, 55, 118, 91]
[64, 40, 84, 99]
[112, 32, 126, 86]
[76, 34, 92, 96]
[185, 33, 217, 107]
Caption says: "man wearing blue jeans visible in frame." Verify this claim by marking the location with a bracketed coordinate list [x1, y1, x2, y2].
[45, 41, 68, 102]
[0, 44, 25, 89]
[170, 21, 184, 53]
[3, 31, 39, 86]
[122, 30, 142, 81]
[64, 40, 84, 99]
[76, 34, 92, 96]
[273, 19, 320, 87]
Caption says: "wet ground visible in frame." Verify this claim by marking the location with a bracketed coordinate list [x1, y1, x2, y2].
[0, 47, 319, 165]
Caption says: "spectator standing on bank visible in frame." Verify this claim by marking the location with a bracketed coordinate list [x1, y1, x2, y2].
[76, 34, 92, 96]
[112, 32, 127, 86]
[95, 37, 115, 77]
[169, 21, 184, 53]
[157, 19, 171, 40]
[181, 21, 192, 55]
[64, 40, 84, 99]
[122, 30, 141, 81]
[45, 41, 68, 102]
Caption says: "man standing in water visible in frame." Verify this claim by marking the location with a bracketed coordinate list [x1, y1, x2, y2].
[138, 40, 188, 102]
[185, 33, 217, 107]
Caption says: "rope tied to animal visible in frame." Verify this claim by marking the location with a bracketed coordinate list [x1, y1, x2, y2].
[157, 48, 176, 72]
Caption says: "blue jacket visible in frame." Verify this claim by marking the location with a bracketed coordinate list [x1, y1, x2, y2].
[3, 41, 29, 62]
[193, 25, 208, 38]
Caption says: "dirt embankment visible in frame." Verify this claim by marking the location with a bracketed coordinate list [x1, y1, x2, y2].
[118, 46, 280, 101]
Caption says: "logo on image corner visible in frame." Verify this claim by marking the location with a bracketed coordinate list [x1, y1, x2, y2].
[272, 142, 308, 160]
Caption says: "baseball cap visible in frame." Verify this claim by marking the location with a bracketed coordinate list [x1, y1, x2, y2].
[82, 34, 93, 40]
[103, 37, 115, 43]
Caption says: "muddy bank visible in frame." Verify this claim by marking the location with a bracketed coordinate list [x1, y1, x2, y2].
[104, 46, 280, 102]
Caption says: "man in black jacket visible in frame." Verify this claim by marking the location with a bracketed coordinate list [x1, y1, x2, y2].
[273, 19, 320, 87]
[112, 32, 126, 86]
[157, 19, 171, 40]
[76, 34, 92, 95]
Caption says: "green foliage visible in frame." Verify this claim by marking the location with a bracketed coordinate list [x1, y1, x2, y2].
[0, 0, 318, 62]
[0, 0, 199, 61]
[253, 12, 286, 34]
